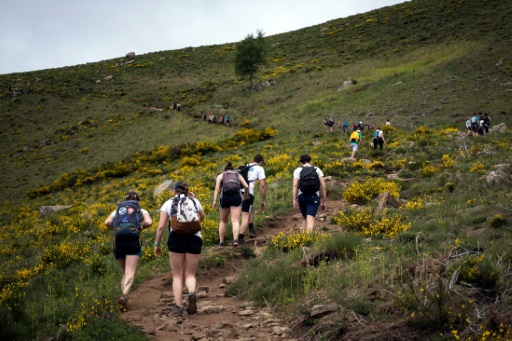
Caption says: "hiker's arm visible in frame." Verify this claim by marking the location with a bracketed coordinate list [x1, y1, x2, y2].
[292, 177, 299, 208]
[154, 210, 168, 257]
[141, 212, 153, 229]
[198, 209, 205, 222]
[319, 176, 327, 210]
[104, 214, 114, 228]
[212, 175, 221, 208]
[240, 175, 249, 199]
[259, 179, 267, 209]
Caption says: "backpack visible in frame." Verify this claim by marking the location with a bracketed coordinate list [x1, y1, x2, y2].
[484, 116, 490, 125]
[343, 121, 349, 127]
[349, 131, 360, 142]
[373, 130, 379, 138]
[236, 163, 252, 185]
[170, 194, 201, 234]
[222, 170, 241, 193]
[298, 167, 320, 194]
[470, 116, 479, 124]
[113, 200, 143, 238]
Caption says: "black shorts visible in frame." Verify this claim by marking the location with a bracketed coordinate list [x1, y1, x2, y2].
[241, 193, 255, 213]
[220, 191, 243, 209]
[167, 231, 203, 254]
[114, 236, 142, 260]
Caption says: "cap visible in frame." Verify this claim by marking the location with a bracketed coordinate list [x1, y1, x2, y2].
[356, 129, 361, 133]
[174, 180, 189, 192]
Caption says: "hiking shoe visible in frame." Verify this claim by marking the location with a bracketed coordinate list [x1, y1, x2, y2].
[117, 295, 128, 312]
[238, 236, 245, 245]
[218, 242, 225, 247]
[249, 229, 257, 238]
[232, 239, 239, 247]
[172, 305, 183, 317]
[187, 292, 197, 315]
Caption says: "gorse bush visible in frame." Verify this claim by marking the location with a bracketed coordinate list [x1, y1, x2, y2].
[446, 253, 501, 291]
[342, 177, 401, 204]
[271, 229, 330, 251]
[333, 208, 411, 237]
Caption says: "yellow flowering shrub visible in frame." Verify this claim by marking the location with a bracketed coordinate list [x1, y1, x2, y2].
[343, 177, 401, 204]
[333, 208, 411, 237]
[446, 254, 501, 290]
[469, 162, 486, 174]
[272, 229, 329, 251]
[442, 154, 455, 168]
[41, 242, 91, 269]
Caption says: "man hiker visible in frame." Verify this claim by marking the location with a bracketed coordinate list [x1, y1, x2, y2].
[239, 155, 266, 243]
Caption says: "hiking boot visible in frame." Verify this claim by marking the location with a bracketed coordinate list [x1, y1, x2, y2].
[172, 305, 183, 317]
[232, 239, 239, 247]
[187, 292, 197, 315]
[238, 236, 245, 245]
[117, 295, 128, 312]
[218, 242, 225, 247]
[249, 229, 257, 238]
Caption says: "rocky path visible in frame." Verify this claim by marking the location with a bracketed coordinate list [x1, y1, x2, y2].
[121, 199, 346, 340]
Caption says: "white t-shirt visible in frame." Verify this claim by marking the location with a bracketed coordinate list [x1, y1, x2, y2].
[242, 164, 266, 195]
[293, 165, 324, 196]
[160, 195, 203, 237]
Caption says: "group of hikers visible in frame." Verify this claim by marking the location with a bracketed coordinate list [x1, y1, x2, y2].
[465, 112, 491, 136]
[201, 111, 230, 126]
[323, 115, 390, 158]
[105, 153, 329, 317]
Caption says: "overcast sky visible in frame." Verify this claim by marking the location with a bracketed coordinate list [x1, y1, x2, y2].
[0, 0, 407, 75]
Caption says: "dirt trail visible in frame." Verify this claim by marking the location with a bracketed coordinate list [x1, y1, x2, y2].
[121, 199, 346, 341]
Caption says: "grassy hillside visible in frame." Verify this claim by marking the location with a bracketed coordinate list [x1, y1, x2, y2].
[1, 0, 512, 339]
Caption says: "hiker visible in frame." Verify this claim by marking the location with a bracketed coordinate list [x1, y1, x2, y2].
[239, 155, 267, 243]
[104, 190, 153, 312]
[341, 119, 349, 135]
[292, 154, 326, 232]
[357, 121, 364, 131]
[465, 118, 472, 135]
[483, 112, 491, 133]
[173, 102, 177, 111]
[352, 122, 357, 132]
[202, 111, 207, 122]
[386, 119, 391, 126]
[349, 129, 363, 158]
[219, 115, 224, 125]
[470, 113, 480, 136]
[154, 180, 205, 317]
[324, 115, 334, 133]
[212, 162, 249, 246]
[225, 114, 230, 126]
[372, 128, 386, 150]
[176, 103, 181, 112]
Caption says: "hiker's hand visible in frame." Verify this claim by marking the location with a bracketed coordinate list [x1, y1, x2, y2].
[293, 199, 298, 209]
[320, 203, 326, 211]
[261, 201, 266, 210]
[188, 191, 196, 198]
[154, 246, 162, 258]
[212, 202, 218, 209]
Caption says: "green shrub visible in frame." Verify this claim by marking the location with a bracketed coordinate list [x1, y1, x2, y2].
[446, 253, 501, 291]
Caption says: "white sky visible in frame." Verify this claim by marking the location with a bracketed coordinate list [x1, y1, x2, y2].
[0, 0, 407, 75]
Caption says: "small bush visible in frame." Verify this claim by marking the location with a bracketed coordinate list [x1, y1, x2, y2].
[488, 214, 507, 228]
[446, 253, 501, 291]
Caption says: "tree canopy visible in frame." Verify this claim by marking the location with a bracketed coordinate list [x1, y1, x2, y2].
[234, 30, 267, 89]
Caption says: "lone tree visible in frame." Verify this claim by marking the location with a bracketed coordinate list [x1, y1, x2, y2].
[234, 30, 267, 90]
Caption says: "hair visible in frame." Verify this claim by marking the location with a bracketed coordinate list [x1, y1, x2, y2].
[224, 162, 234, 171]
[299, 154, 311, 165]
[125, 190, 140, 201]
[253, 154, 264, 163]
[175, 181, 189, 194]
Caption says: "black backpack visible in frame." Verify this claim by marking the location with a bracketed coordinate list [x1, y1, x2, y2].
[113, 200, 143, 238]
[237, 163, 252, 185]
[298, 167, 320, 194]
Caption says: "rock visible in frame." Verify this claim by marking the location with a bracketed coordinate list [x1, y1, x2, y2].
[490, 123, 506, 133]
[199, 305, 224, 314]
[126, 52, 136, 60]
[103, 75, 113, 81]
[154, 180, 174, 197]
[222, 276, 236, 285]
[310, 303, 338, 318]
[39, 205, 72, 217]
[237, 309, 255, 316]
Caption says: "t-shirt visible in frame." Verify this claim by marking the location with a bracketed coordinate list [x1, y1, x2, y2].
[293, 165, 324, 196]
[242, 164, 266, 196]
[160, 196, 203, 237]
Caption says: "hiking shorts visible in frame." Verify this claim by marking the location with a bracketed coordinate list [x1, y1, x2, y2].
[471, 123, 479, 132]
[241, 193, 255, 213]
[349, 142, 359, 152]
[220, 191, 243, 209]
[298, 193, 320, 218]
[114, 237, 142, 260]
[167, 232, 203, 254]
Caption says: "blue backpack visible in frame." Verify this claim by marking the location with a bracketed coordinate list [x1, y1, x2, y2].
[373, 130, 380, 138]
[113, 200, 142, 238]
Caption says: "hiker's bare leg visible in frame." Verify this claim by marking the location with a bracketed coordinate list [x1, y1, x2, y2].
[306, 215, 316, 232]
[230, 206, 242, 240]
[116, 259, 126, 293]
[122, 255, 140, 296]
[184, 253, 200, 293]
[218, 208, 229, 243]
[169, 252, 185, 307]
[240, 211, 250, 235]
